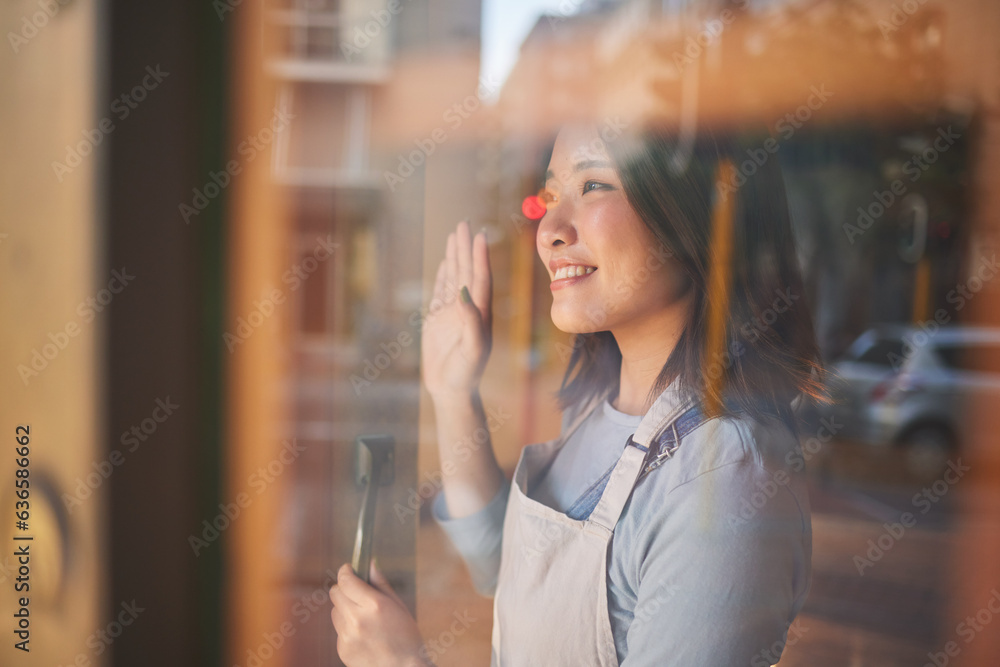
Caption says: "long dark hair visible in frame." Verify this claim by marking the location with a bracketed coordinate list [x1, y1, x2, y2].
[556, 125, 825, 431]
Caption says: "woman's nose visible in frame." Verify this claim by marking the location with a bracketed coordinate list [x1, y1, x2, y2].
[536, 201, 576, 248]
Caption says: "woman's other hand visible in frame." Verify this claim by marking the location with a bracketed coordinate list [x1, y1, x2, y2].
[329, 562, 432, 667]
[422, 220, 493, 399]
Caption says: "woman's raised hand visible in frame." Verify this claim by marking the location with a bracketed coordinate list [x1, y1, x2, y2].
[421, 220, 493, 400]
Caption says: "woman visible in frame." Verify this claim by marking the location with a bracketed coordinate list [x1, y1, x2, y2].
[329, 122, 824, 666]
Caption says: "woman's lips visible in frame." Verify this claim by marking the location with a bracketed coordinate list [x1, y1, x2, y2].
[550, 267, 596, 291]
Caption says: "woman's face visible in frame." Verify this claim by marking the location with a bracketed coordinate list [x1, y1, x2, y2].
[536, 125, 691, 335]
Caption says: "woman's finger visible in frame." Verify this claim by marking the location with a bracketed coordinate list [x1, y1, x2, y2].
[329, 600, 348, 632]
[336, 563, 379, 608]
[431, 258, 446, 307]
[329, 583, 359, 610]
[472, 228, 492, 325]
[445, 231, 458, 292]
[456, 220, 473, 289]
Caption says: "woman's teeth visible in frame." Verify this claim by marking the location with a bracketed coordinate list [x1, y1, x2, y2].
[553, 265, 596, 280]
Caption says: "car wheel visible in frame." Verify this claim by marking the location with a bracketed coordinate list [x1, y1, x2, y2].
[899, 426, 955, 479]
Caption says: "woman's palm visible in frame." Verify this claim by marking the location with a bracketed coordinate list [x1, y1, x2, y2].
[422, 222, 493, 397]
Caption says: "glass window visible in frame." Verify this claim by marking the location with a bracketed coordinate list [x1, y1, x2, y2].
[854, 339, 906, 367]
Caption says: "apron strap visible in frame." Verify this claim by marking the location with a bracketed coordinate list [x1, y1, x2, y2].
[586, 403, 708, 533]
[586, 444, 649, 533]
[638, 402, 709, 480]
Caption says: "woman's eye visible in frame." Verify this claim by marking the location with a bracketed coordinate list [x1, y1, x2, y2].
[581, 180, 610, 194]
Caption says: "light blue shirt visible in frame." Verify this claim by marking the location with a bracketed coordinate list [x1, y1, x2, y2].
[433, 396, 812, 666]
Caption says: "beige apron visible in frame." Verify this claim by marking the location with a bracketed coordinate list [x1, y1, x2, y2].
[490, 388, 701, 666]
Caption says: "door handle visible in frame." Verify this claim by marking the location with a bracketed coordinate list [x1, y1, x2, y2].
[351, 434, 395, 583]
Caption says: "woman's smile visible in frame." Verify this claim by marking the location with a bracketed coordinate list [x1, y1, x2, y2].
[550, 261, 598, 290]
[550, 270, 596, 290]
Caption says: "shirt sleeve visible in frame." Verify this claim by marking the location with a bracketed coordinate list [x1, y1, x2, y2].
[617, 461, 811, 667]
[431, 476, 512, 596]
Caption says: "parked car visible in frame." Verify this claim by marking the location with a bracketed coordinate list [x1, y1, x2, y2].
[813, 325, 1000, 476]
